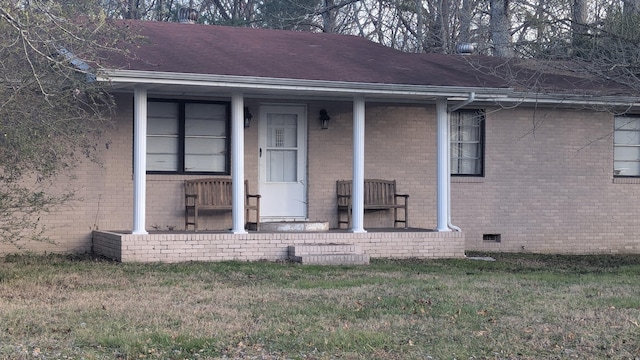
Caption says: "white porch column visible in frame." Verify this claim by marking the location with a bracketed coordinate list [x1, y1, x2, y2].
[436, 98, 451, 232]
[132, 87, 148, 234]
[231, 93, 247, 234]
[351, 96, 367, 233]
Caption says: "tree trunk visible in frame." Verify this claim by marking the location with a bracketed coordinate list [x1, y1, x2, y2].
[571, 0, 588, 55]
[322, 0, 336, 33]
[458, 0, 472, 44]
[126, 0, 141, 19]
[624, 0, 640, 16]
[416, 0, 424, 52]
[489, 0, 513, 57]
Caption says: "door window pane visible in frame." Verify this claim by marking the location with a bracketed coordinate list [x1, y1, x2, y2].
[266, 113, 298, 182]
[267, 150, 297, 182]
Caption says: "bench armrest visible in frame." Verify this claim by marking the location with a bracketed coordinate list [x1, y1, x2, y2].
[247, 194, 261, 199]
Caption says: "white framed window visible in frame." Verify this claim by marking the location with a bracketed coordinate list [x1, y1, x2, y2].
[614, 115, 640, 177]
[450, 110, 484, 176]
[147, 100, 230, 174]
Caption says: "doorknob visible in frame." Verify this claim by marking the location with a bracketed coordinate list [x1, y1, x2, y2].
[259, 148, 262, 157]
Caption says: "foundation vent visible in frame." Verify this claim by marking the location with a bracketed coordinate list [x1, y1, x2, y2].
[483, 234, 501, 242]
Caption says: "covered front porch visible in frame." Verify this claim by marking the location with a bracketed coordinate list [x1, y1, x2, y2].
[93, 228, 464, 263]
[96, 60, 492, 263]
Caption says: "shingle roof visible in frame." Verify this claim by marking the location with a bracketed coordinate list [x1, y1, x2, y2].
[102, 20, 632, 97]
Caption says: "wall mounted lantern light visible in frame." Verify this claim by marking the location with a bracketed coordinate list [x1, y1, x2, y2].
[319, 109, 331, 129]
[244, 107, 253, 128]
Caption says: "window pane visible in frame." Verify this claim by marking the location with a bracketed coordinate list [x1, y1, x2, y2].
[615, 129, 640, 145]
[615, 117, 640, 131]
[614, 116, 640, 176]
[186, 103, 226, 120]
[614, 146, 640, 161]
[451, 143, 462, 158]
[459, 142, 480, 158]
[148, 137, 179, 157]
[147, 154, 178, 171]
[148, 102, 178, 128]
[458, 159, 479, 174]
[450, 110, 484, 175]
[184, 103, 228, 172]
[147, 102, 179, 171]
[185, 154, 226, 172]
[185, 137, 226, 154]
[185, 138, 226, 172]
[459, 126, 479, 141]
[186, 104, 227, 136]
[614, 161, 640, 176]
[146, 101, 229, 173]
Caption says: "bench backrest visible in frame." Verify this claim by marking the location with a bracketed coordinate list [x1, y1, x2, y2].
[185, 178, 248, 207]
[336, 179, 397, 206]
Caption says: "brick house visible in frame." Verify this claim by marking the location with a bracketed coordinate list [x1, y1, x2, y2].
[3, 20, 640, 261]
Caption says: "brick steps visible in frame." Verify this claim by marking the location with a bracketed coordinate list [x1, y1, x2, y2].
[288, 243, 370, 265]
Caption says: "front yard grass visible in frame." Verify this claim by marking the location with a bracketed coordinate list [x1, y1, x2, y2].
[1, 252, 639, 359]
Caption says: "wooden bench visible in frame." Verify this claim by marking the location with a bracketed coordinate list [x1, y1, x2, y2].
[336, 179, 409, 229]
[185, 178, 261, 231]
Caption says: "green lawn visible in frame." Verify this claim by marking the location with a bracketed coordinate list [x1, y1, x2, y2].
[1, 252, 639, 359]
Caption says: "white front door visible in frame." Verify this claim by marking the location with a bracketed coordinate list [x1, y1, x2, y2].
[258, 105, 307, 221]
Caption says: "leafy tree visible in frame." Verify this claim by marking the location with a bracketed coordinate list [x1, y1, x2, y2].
[0, 0, 124, 247]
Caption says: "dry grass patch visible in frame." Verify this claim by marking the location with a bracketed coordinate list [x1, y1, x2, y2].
[0, 253, 639, 359]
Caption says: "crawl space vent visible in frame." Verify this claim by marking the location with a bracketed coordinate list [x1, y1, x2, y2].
[483, 234, 501, 242]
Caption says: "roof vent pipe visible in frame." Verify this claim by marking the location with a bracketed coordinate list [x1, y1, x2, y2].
[178, 7, 198, 23]
[456, 43, 475, 55]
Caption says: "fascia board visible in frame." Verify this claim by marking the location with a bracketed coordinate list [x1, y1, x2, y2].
[494, 92, 640, 108]
[97, 69, 512, 99]
[97, 69, 640, 107]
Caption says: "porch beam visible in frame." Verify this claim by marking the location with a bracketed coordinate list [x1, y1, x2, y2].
[231, 93, 247, 234]
[132, 86, 148, 234]
[436, 98, 451, 232]
[351, 96, 367, 233]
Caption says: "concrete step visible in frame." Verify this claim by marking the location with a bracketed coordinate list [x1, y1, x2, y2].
[289, 243, 363, 256]
[289, 253, 370, 265]
[260, 221, 329, 232]
[288, 243, 369, 265]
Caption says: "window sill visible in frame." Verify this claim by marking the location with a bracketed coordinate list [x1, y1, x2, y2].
[452, 176, 485, 183]
[147, 174, 230, 181]
[613, 177, 640, 184]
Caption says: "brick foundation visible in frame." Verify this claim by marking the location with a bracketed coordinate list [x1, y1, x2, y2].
[92, 230, 464, 263]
